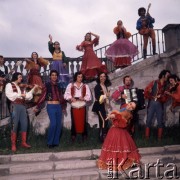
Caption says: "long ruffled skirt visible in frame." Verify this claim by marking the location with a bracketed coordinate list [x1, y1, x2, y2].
[51, 60, 69, 86]
[97, 126, 140, 171]
[105, 39, 138, 68]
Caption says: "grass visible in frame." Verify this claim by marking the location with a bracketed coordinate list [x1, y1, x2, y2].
[0, 123, 179, 155]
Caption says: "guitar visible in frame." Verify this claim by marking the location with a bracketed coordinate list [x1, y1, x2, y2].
[139, 3, 152, 35]
[0, 61, 22, 92]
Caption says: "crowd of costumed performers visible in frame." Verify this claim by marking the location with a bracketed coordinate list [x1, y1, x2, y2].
[0, 5, 179, 174]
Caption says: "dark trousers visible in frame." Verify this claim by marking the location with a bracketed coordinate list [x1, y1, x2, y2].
[146, 100, 164, 128]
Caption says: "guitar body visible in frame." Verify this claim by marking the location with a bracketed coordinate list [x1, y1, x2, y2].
[139, 28, 150, 35]
[138, 3, 152, 35]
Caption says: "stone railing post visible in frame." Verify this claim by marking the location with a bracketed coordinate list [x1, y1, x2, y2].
[162, 24, 180, 52]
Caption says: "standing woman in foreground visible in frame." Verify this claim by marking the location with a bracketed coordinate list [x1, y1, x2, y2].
[48, 34, 69, 86]
[97, 102, 141, 171]
[92, 72, 111, 142]
[76, 32, 107, 80]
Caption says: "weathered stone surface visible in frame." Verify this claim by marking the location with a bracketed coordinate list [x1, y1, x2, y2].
[0, 155, 11, 164]
[0, 164, 9, 176]
[92, 149, 101, 157]
[53, 150, 92, 160]
[139, 147, 165, 155]
[164, 144, 180, 153]
[11, 153, 53, 162]
[54, 169, 99, 180]
[9, 162, 54, 174]
[55, 160, 96, 170]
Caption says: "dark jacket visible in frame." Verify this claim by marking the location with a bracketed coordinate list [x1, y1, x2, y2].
[92, 84, 108, 112]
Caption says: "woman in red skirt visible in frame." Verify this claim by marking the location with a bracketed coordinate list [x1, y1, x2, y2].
[97, 102, 141, 171]
[76, 32, 107, 80]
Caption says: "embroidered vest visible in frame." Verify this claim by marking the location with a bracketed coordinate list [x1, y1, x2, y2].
[11, 83, 25, 104]
[71, 83, 86, 98]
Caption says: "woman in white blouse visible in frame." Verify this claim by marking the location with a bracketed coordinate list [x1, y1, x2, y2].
[64, 72, 91, 142]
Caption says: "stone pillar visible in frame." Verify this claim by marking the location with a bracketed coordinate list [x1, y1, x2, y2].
[162, 24, 180, 52]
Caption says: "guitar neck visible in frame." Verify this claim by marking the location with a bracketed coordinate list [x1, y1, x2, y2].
[146, 3, 151, 16]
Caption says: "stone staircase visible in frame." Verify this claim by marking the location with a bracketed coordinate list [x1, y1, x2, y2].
[0, 145, 179, 180]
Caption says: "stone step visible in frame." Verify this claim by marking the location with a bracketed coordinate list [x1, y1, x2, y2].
[0, 152, 179, 176]
[1, 162, 179, 180]
[0, 145, 179, 179]
[0, 145, 180, 164]
[0, 168, 100, 180]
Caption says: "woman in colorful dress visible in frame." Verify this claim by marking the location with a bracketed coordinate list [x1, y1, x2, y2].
[92, 72, 111, 142]
[25, 52, 49, 103]
[48, 34, 69, 86]
[76, 32, 107, 80]
[97, 101, 141, 171]
[105, 20, 138, 68]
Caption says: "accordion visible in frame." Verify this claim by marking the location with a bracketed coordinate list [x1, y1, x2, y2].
[124, 88, 146, 110]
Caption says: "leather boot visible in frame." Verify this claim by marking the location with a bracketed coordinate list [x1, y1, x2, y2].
[145, 127, 150, 140]
[99, 128, 104, 142]
[11, 132, 17, 152]
[21, 132, 31, 148]
[153, 46, 157, 55]
[143, 49, 147, 59]
[158, 128, 163, 141]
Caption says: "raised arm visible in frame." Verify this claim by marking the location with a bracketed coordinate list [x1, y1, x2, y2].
[48, 34, 54, 55]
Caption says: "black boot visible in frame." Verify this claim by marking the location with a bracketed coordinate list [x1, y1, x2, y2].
[99, 128, 104, 142]
[143, 49, 147, 59]
[153, 46, 157, 55]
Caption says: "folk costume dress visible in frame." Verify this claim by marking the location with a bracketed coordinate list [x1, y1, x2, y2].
[48, 42, 69, 86]
[97, 110, 141, 171]
[76, 38, 107, 79]
[105, 27, 138, 68]
[25, 58, 49, 103]
[64, 82, 91, 139]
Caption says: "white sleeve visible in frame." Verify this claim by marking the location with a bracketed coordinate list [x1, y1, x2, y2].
[25, 90, 33, 100]
[64, 83, 72, 100]
[84, 85, 91, 101]
[5, 83, 21, 101]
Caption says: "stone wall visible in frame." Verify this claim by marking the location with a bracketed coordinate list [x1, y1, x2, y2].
[26, 48, 180, 135]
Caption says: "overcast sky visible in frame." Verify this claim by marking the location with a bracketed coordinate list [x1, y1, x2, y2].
[0, 0, 179, 58]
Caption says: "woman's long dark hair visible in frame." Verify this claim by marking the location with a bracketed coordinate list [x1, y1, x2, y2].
[96, 72, 111, 87]
[31, 52, 41, 66]
[11, 72, 22, 82]
[73, 72, 85, 83]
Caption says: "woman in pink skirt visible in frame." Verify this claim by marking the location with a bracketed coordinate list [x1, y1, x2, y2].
[105, 20, 138, 68]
